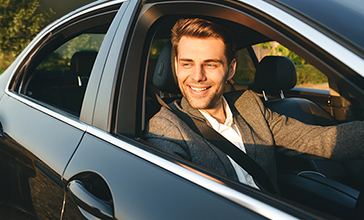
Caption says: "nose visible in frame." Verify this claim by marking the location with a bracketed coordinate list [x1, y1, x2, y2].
[190, 64, 206, 82]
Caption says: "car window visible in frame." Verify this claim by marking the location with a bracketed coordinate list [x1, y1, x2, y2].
[232, 48, 256, 83]
[233, 41, 329, 91]
[20, 33, 104, 116]
[8, 6, 117, 118]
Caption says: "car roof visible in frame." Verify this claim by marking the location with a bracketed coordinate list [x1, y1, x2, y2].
[267, 0, 364, 55]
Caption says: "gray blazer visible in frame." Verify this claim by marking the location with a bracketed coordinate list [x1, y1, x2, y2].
[145, 90, 364, 191]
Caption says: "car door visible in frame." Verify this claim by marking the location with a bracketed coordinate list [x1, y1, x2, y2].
[0, 2, 120, 219]
[117, 0, 363, 218]
[61, 1, 286, 217]
[62, 0, 332, 219]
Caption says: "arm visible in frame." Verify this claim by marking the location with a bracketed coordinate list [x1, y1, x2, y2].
[144, 111, 192, 161]
[265, 102, 364, 161]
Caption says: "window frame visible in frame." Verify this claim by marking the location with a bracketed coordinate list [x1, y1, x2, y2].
[8, 7, 120, 119]
[115, 0, 362, 135]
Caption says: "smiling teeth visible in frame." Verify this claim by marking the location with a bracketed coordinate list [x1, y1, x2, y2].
[190, 87, 207, 91]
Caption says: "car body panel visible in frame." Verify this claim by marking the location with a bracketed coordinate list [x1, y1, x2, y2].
[63, 126, 297, 219]
[270, 0, 364, 55]
[0, 94, 85, 174]
[0, 93, 86, 218]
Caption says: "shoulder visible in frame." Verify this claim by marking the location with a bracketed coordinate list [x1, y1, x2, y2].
[146, 105, 191, 139]
[148, 106, 180, 130]
[224, 89, 265, 111]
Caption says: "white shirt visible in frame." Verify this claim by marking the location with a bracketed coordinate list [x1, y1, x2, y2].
[199, 98, 259, 189]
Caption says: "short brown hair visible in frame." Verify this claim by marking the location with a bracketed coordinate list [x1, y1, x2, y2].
[171, 18, 236, 64]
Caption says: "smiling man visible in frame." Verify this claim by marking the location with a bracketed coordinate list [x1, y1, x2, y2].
[145, 18, 364, 193]
[176, 35, 235, 123]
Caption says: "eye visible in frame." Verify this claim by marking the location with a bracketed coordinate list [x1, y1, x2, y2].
[181, 62, 193, 69]
[204, 63, 218, 69]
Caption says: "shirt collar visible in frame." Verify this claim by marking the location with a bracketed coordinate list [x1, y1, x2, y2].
[199, 97, 234, 131]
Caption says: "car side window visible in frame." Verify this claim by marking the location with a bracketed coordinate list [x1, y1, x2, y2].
[232, 48, 256, 83]
[18, 33, 105, 116]
[8, 6, 117, 118]
[233, 42, 329, 91]
[23, 33, 104, 116]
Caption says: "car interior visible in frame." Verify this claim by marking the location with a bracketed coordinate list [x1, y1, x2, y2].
[139, 13, 364, 218]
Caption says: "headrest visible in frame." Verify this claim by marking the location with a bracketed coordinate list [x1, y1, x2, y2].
[71, 51, 98, 77]
[252, 56, 297, 91]
[152, 42, 181, 94]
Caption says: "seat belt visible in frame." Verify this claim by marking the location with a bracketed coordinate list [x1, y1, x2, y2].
[147, 87, 277, 194]
[169, 103, 277, 195]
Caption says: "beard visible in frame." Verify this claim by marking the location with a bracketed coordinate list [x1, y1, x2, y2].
[179, 81, 226, 110]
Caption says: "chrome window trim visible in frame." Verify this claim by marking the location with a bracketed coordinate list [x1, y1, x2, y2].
[86, 126, 298, 220]
[5, 91, 88, 131]
[46, 0, 127, 33]
[239, 0, 364, 77]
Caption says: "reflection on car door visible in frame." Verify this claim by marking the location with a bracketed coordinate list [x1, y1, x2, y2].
[0, 94, 86, 219]
[62, 129, 267, 219]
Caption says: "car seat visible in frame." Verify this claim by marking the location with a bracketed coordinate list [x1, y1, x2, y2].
[64, 51, 98, 115]
[252, 55, 360, 218]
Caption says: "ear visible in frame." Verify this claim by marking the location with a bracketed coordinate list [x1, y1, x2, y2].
[227, 59, 236, 80]
[174, 56, 178, 76]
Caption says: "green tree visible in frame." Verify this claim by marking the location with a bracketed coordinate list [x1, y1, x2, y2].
[0, 0, 54, 71]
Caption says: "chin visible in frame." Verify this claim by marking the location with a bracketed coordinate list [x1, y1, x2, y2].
[188, 101, 209, 109]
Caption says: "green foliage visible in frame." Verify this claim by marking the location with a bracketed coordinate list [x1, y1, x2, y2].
[232, 48, 256, 83]
[0, 0, 54, 67]
[37, 34, 104, 71]
[233, 68, 255, 83]
[258, 42, 306, 65]
[150, 39, 170, 59]
[296, 64, 328, 85]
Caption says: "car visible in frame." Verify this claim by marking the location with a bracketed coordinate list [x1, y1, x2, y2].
[0, 0, 364, 219]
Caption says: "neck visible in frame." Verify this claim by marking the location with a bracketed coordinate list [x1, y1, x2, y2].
[201, 99, 226, 124]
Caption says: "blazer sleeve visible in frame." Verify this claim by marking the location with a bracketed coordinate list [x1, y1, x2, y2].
[263, 100, 364, 161]
[144, 112, 192, 161]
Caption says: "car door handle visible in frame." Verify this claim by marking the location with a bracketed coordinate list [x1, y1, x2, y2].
[68, 180, 113, 219]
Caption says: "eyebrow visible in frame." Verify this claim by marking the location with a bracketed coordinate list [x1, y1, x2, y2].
[178, 58, 224, 65]
[178, 58, 193, 62]
[203, 59, 224, 65]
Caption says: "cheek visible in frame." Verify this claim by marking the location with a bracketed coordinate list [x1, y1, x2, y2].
[176, 70, 189, 84]
[207, 70, 228, 85]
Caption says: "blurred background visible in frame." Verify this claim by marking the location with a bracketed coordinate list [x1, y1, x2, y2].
[0, 0, 95, 73]
[38, 0, 95, 22]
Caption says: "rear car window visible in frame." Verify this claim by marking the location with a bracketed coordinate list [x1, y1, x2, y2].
[21, 33, 105, 116]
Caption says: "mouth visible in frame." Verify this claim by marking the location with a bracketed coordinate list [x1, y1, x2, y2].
[189, 86, 209, 92]
[187, 85, 211, 96]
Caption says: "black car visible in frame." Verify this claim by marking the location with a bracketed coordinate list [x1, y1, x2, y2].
[1, 0, 364, 219]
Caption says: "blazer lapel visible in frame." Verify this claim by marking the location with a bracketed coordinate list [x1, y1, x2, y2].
[225, 91, 260, 160]
[230, 105, 257, 158]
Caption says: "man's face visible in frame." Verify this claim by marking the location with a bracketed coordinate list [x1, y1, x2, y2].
[175, 36, 236, 110]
